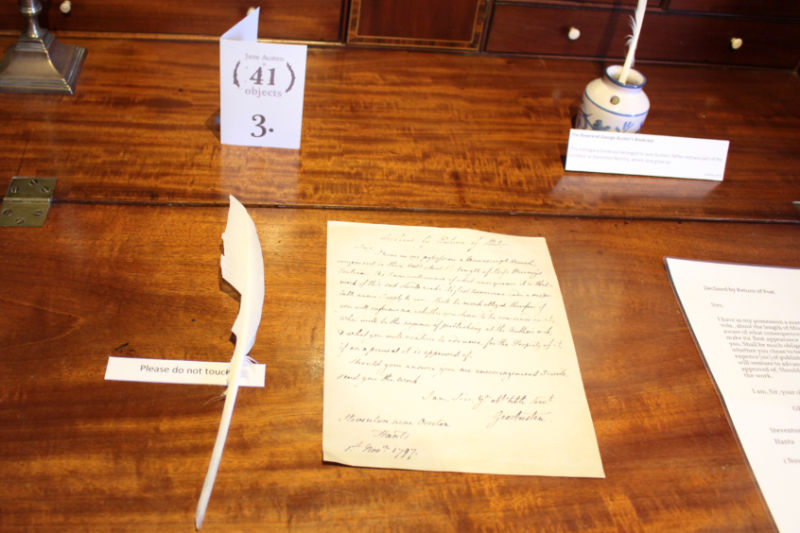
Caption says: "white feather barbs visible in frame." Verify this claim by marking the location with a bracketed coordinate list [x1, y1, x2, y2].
[618, 0, 647, 85]
[195, 196, 265, 530]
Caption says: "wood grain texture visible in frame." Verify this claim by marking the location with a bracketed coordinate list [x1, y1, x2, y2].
[348, 0, 486, 49]
[0, 0, 344, 42]
[1, 204, 796, 531]
[0, 39, 798, 222]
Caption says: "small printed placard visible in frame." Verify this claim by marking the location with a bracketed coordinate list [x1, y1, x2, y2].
[105, 356, 266, 387]
[219, 8, 307, 149]
[565, 129, 729, 181]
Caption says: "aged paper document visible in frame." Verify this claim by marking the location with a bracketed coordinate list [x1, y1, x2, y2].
[666, 258, 800, 533]
[323, 221, 604, 478]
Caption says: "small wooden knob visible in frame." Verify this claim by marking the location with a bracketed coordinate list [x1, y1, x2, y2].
[730, 37, 743, 50]
[60, 0, 72, 14]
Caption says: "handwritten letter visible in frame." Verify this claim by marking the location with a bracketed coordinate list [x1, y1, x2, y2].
[323, 221, 604, 477]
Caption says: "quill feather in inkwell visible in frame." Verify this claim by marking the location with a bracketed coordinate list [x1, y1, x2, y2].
[195, 195, 265, 529]
[618, 0, 647, 85]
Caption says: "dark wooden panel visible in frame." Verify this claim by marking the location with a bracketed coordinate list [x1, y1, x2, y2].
[1, 39, 799, 222]
[348, 0, 487, 49]
[500, 0, 661, 6]
[1, 203, 794, 531]
[0, 0, 343, 42]
[668, 0, 800, 18]
[487, 4, 800, 68]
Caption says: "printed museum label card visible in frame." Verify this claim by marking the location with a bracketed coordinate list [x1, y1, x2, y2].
[105, 356, 266, 387]
[565, 129, 729, 181]
[666, 258, 800, 533]
[322, 221, 604, 478]
[219, 8, 307, 148]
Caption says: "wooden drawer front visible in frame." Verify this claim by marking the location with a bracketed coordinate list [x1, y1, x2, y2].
[0, 0, 344, 42]
[348, 0, 488, 49]
[487, 4, 800, 68]
[501, 0, 661, 6]
[668, 0, 800, 18]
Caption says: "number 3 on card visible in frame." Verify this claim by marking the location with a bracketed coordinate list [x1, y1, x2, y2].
[251, 114, 269, 138]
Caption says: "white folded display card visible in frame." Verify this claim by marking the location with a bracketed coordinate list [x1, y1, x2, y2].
[565, 129, 729, 181]
[219, 8, 307, 149]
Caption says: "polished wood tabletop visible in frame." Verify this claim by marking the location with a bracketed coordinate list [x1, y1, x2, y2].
[1, 30, 798, 531]
[1, 37, 799, 222]
[1, 203, 796, 531]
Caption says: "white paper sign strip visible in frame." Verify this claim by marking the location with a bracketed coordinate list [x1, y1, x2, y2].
[565, 129, 729, 181]
[105, 356, 266, 387]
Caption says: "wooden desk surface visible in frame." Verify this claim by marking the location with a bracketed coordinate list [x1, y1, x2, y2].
[1, 33, 797, 531]
[1, 204, 796, 531]
[1, 38, 799, 222]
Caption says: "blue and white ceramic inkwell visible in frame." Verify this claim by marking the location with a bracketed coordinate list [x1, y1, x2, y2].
[575, 65, 650, 133]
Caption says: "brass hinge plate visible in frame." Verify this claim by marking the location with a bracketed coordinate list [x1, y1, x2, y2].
[0, 177, 56, 227]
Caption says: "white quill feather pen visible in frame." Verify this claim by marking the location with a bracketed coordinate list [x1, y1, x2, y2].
[618, 0, 647, 85]
[195, 195, 265, 529]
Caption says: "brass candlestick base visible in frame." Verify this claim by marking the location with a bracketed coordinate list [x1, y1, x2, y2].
[0, 0, 86, 94]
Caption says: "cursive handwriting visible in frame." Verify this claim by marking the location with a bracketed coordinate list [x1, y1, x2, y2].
[324, 223, 600, 475]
